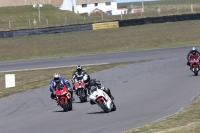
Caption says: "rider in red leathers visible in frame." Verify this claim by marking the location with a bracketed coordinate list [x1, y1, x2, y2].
[187, 47, 200, 66]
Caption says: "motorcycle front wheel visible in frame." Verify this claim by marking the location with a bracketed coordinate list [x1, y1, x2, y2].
[98, 100, 109, 113]
[61, 98, 68, 112]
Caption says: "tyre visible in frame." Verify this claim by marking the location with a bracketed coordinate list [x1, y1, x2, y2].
[61, 98, 68, 112]
[98, 100, 109, 113]
[79, 89, 85, 103]
[194, 67, 198, 76]
[111, 102, 116, 111]
[68, 99, 73, 111]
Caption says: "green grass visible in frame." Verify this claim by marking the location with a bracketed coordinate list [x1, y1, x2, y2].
[0, 20, 200, 61]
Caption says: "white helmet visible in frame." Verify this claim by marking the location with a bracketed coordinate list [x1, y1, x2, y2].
[192, 47, 197, 54]
[54, 73, 60, 83]
[83, 75, 88, 82]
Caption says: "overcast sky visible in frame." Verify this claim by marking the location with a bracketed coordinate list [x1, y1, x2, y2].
[116, 0, 158, 3]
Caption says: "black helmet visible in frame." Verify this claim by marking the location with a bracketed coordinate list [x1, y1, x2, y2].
[76, 65, 82, 72]
[89, 79, 96, 86]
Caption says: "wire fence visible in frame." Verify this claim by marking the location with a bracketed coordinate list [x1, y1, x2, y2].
[0, 4, 200, 31]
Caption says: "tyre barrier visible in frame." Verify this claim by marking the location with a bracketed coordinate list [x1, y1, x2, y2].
[0, 24, 93, 38]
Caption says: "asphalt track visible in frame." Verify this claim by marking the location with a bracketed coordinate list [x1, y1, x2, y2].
[0, 46, 200, 133]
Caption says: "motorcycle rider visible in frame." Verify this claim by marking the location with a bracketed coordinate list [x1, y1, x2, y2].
[72, 65, 90, 91]
[187, 47, 200, 66]
[50, 73, 75, 102]
[88, 79, 114, 105]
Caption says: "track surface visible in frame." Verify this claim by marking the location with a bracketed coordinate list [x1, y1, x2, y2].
[0, 46, 200, 133]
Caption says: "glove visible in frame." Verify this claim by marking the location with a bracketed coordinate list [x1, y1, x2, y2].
[53, 91, 56, 95]
[187, 62, 190, 66]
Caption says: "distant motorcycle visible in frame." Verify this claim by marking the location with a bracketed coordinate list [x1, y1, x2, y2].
[189, 54, 200, 76]
[73, 77, 88, 103]
[55, 84, 72, 112]
[89, 86, 116, 113]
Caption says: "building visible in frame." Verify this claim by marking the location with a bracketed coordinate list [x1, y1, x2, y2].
[74, 0, 118, 15]
[59, 0, 73, 11]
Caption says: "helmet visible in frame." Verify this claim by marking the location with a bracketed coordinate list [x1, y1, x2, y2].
[89, 79, 96, 86]
[83, 74, 90, 83]
[76, 65, 82, 72]
[83, 75, 88, 82]
[54, 73, 60, 83]
[192, 47, 196, 54]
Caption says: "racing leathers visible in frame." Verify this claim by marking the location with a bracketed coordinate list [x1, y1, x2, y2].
[72, 70, 88, 83]
[72, 70, 90, 91]
[88, 79, 114, 105]
[187, 50, 200, 66]
[50, 77, 74, 101]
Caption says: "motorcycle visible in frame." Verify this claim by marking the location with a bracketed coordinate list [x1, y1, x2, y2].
[55, 83, 72, 112]
[189, 54, 200, 76]
[89, 86, 116, 113]
[73, 77, 88, 103]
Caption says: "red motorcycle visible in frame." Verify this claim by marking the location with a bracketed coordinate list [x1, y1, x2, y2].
[55, 83, 72, 112]
[189, 54, 200, 76]
[73, 77, 88, 103]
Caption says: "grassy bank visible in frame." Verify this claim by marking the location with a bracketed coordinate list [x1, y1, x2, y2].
[0, 4, 81, 24]
[0, 0, 199, 30]
[0, 20, 200, 61]
[124, 96, 200, 133]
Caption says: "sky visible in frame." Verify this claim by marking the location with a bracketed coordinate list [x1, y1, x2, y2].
[116, 0, 158, 3]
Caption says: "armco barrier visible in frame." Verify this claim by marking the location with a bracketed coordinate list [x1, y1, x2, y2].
[119, 13, 200, 27]
[92, 21, 119, 30]
[0, 24, 92, 38]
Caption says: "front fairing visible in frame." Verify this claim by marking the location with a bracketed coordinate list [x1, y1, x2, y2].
[73, 78, 86, 90]
[90, 87, 112, 110]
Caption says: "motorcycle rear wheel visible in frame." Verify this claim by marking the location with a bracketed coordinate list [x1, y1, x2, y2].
[111, 102, 116, 111]
[68, 99, 73, 111]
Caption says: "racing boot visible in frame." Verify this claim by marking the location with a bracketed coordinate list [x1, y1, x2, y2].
[110, 95, 114, 100]
[69, 90, 75, 101]
[103, 88, 114, 100]
[56, 96, 59, 105]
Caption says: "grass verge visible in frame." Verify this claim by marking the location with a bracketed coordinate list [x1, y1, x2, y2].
[0, 61, 146, 99]
[1, 20, 200, 61]
[124, 96, 200, 133]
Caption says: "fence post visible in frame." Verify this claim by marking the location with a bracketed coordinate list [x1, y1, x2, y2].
[191, 4, 194, 13]
[101, 12, 103, 20]
[84, 15, 86, 22]
[29, 19, 31, 27]
[9, 21, 11, 29]
[65, 17, 67, 24]
[46, 18, 48, 25]
[177, 6, 179, 15]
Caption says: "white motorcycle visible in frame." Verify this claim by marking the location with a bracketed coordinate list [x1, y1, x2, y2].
[89, 86, 116, 113]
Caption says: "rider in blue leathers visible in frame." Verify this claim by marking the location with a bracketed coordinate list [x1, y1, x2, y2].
[50, 73, 75, 101]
